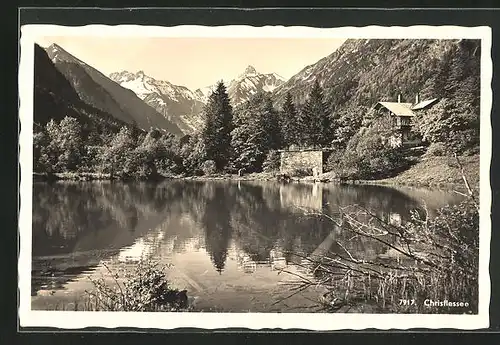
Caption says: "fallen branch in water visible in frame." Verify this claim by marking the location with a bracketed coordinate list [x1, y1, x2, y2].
[280, 174, 479, 314]
[454, 153, 479, 211]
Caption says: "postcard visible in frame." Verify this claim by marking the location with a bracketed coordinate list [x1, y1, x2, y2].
[18, 23, 492, 330]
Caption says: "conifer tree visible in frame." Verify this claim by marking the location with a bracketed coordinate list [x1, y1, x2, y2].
[230, 93, 265, 172]
[417, 40, 480, 154]
[432, 49, 453, 98]
[262, 95, 282, 150]
[281, 91, 300, 148]
[301, 79, 332, 147]
[201, 81, 234, 170]
[130, 120, 142, 145]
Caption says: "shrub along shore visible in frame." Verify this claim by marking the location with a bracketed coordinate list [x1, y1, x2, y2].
[34, 153, 480, 194]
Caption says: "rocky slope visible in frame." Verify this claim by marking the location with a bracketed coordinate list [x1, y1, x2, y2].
[271, 39, 478, 112]
[109, 70, 206, 134]
[228, 65, 285, 105]
[198, 65, 285, 106]
[110, 65, 286, 134]
[45, 44, 183, 136]
[34, 43, 126, 133]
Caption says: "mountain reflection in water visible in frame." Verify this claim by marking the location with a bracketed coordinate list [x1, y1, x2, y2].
[31, 180, 463, 312]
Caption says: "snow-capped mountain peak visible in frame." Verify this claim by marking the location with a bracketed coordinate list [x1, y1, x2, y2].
[239, 65, 258, 78]
[109, 70, 155, 99]
[109, 70, 189, 101]
[194, 66, 286, 106]
[108, 65, 287, 134]
[228, 66, 286, 105]
[109, 70, 205, 134]
[194, 85, 216, 102]
[270, 72, 285, 80]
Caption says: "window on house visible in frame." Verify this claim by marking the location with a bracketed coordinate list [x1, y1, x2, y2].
[400, 117, 410, 126]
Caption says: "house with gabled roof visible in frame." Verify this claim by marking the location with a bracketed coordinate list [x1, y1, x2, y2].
[370, 93, 439, 147]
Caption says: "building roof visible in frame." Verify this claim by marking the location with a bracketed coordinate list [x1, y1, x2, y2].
[376, 98, 439, 116]
[376, 102, 415, 117]
[411, 98, 439, 110]
[278, 147, 337, 153]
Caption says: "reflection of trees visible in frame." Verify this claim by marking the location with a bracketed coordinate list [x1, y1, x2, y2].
[323, 184, 422, 222]
[33, 179, 444, 279]
[201, 186, 233, 273]
[227, 182, 428, 266]
[32, 180, 191, 293]
[32, 181, 187, 257]
[33, 183, 109, 256]
[229, 183, 332, 263]
[33, 180, 236, 266]
[230, 183, 281, 262]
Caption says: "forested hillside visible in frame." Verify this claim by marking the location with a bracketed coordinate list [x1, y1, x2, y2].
[272, 39, 480, 150]
[32, 39, 481, 181]
[220, 39, 481, 179]
[270, 39, 480, 179]
[273, 39, 479, 111]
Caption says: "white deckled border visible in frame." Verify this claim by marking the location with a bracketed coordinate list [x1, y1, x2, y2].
[18, 24, 492, 330]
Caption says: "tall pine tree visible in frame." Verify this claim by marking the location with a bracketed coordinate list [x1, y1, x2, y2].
[262, 95, 282, 150]
[301, 80, 332, 147]
[280, 91, 300, 148]
[201, 81, 234, 170]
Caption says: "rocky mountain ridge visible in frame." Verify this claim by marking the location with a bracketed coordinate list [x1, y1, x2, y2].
[110, 65, 286, 134]
[45, 43, 184, 136]
[109, 70, 206, 133]
[271, 39, 472, 112]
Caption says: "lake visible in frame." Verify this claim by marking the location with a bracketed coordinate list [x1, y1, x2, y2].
[31, 180, 464, 312]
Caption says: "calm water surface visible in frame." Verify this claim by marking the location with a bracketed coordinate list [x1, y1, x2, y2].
[31, 180, 463, 312]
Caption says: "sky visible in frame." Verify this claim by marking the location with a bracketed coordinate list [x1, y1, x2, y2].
[36, 36, 346, 90]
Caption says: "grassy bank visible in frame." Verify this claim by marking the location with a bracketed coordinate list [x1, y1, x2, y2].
[34, 172, 111, 182]
[308, 153, 480, 191]
[33, 171, 179, 182]
[375, 154, 480, 189]
[181, 171, 277, 181]
[33, 153, 480, 191]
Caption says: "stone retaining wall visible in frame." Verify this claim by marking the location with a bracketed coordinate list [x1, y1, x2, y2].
[280, 150, 323, 176]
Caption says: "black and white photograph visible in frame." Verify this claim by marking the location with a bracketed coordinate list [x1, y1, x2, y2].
[18, 23, 492, 330]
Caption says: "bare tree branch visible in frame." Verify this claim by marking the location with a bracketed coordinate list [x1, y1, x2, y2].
[454, 153, 478, 210]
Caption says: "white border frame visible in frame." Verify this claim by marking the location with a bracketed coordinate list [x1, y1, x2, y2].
[18, 24, 492, 330]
